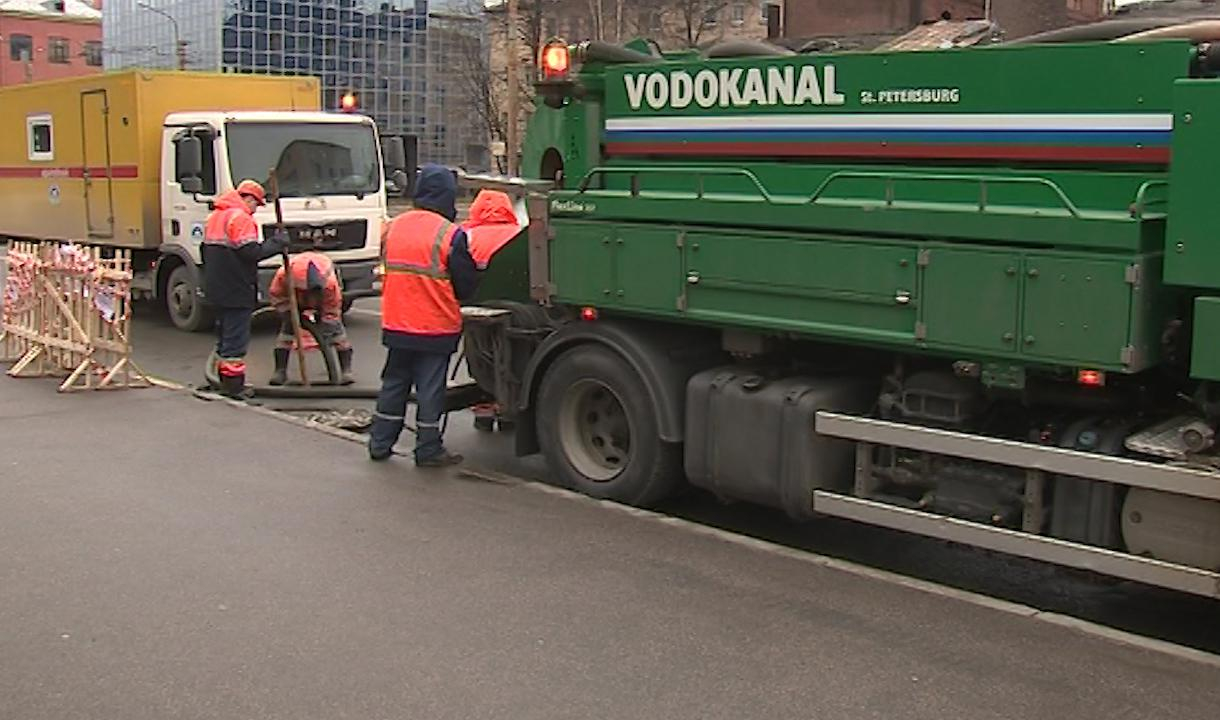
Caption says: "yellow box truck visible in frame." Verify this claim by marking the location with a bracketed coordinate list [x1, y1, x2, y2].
[0, 71, 403, 331]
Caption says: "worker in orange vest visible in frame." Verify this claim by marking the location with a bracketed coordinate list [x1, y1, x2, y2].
[201, 179, 286, 398]
[267, 248, 354, 386]
[462, 189, 523, 432]
[368, 165, 481, 466]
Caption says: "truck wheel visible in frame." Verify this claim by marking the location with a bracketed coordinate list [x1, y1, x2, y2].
[166, 264, 213, 333]
[537, 345, 683, 507]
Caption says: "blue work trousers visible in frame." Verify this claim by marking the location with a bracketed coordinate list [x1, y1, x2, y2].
[369, 348, 451, 461]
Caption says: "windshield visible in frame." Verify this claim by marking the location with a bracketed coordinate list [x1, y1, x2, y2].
[225, 122, 381, 199]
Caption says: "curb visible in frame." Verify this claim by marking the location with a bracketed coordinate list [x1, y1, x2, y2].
[153, 372, 1220, 670]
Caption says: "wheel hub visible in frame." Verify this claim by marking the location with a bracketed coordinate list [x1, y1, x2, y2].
[170, 280, 193, 319]
[558, 379, 632, 481]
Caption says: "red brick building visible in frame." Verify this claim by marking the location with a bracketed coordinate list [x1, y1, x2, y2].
[782, 0, 1111, 41]
[0, 0, 102, 86]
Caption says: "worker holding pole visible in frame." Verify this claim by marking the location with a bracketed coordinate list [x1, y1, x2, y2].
[200, 179, 287, 398]
[367, 165, 481, 467]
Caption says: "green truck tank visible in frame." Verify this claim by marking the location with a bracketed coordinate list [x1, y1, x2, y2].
[460, 23, 1220, 599]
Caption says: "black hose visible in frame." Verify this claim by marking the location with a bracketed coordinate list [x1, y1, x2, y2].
[253, 386, 380, 398]
[250, 381, 490, 413]
[1005, 17, 1197, 45]
[578, 41, 659, 64]
[704, 40, 795, 58]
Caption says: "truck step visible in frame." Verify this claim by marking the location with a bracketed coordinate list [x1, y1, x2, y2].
[812, 491, 1220, 600]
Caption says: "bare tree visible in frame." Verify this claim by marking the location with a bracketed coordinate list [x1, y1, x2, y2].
[673, 0, 729, 48]
[450, 30, 509, 173]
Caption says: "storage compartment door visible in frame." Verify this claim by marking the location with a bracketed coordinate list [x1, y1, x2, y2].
[80, 89, 114, 239]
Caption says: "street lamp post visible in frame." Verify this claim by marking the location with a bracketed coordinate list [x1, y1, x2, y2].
[137, 1, 186, 71]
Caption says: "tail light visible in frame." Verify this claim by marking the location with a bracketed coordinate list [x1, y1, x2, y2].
[1077, 369, 1106, 387]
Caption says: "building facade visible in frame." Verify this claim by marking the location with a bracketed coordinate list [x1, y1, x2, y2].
[0, 0, 102, 86]
[102, 0, 485, 167]
[781, 0, 1113, 41]
[426, 10, 489, 169]
[483, 0, 774, 171]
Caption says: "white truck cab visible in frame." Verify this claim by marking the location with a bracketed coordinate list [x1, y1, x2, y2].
[156, 110, 398, 331]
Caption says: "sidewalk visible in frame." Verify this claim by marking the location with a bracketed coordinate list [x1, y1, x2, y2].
[1, 377, 1218, 720]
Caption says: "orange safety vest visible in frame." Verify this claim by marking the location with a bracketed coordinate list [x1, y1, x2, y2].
[381, 210, 462, 335]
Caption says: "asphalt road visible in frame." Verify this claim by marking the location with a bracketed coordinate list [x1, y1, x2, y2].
[4, 247, 1220, 657]
[110, 296, 1220, 657]
[2, 379, 1218, 720]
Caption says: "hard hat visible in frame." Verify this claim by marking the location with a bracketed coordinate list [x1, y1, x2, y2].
[236, 179, 267, 206]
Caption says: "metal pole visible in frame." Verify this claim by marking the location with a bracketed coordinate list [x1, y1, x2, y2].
[505, 0, 519, 177]
[138, 2, 184, 70]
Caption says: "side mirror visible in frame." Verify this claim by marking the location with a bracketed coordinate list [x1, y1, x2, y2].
[177, 135, 203, 178]
[383, 136, 407, 171]
[181, 176, 203, 194]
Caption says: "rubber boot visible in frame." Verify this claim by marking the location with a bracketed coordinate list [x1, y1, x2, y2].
[269, 348, 289, 386]
[220, 373, 251, 400]
[338, 348, 355, 386]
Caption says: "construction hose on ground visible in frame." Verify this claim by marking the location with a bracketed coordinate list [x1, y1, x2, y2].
[250, 379, 490, 413]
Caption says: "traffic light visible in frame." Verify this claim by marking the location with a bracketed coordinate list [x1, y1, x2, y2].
[340, 92, 357, 112]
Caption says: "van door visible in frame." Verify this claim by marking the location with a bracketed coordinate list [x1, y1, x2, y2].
[80, 89, 114, 239]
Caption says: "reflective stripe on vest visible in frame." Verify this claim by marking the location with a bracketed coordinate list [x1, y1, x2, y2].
[382, 211, 462, 336]
[382, 221, 451, 280]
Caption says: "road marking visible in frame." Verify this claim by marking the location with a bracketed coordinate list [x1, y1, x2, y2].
[349, 307, 382, 319]
[147, 375, 187, 391]
[146, 379, 1220, 669]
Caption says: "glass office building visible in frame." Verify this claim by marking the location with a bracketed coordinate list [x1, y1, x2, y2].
[103, 0, 483, 166]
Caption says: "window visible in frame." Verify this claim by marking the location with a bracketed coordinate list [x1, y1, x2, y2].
[10, 34, 33, 62]
[703, 7, 719, 27]
[49, 37, 70, 64]
[731, 3, 745, 25]
[27, 115, 54, 162]
[84, 41, 102, 67]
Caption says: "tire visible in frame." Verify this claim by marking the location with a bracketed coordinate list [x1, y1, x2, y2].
[165, 264, 214, 333]
[536, 344, 683, 507]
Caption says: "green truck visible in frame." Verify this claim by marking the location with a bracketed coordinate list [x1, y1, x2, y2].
[461, 23, 1220, 599]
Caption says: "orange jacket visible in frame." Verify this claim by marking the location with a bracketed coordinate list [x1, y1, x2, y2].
[464, 190, 522, 269]
[201, 190, 277, 308]
[381, 209, 462, 336]
[269, 251, 343, 321]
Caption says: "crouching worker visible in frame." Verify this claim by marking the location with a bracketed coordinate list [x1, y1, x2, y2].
[267, 249, 354, 386]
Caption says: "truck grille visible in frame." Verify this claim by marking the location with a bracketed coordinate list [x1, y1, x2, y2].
[263, 219, 368, 253]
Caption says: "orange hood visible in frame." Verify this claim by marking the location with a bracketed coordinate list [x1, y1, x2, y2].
[212, 189, 251, 214]
[463, 190, 522, 268]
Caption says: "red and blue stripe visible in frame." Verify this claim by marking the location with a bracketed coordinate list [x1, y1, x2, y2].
[603, 113, 1174, 164]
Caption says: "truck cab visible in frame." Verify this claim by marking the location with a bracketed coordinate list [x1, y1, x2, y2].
[157, 110, 390, 331]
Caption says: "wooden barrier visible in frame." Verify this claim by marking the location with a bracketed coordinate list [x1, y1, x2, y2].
[1, 240, 149, 392]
